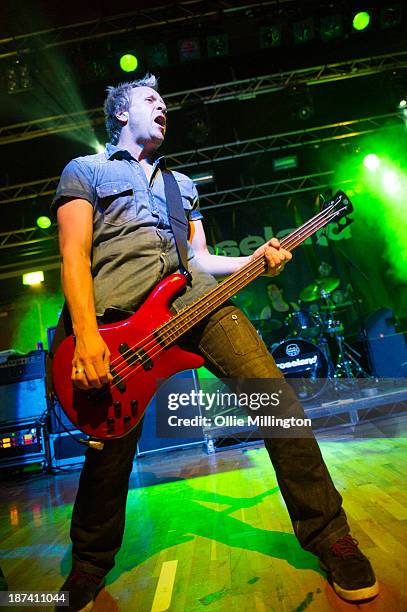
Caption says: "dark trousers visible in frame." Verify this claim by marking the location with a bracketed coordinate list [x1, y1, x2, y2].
[70, 305, 350, 577]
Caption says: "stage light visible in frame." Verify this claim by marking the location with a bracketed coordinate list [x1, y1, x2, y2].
[320, 15, 343, 41]
[146, 43, 169, 67]
[352, 11, 371, 31]
[119, 54, 138, 72]
[207, 34, 229, 57]
[178, 38, 201, 62]
[287, 85, 314, 120]
[185, 102, 210, 144]
[95, 143, 105, 153]
[293, 18, 315, 44]
[382, 170, 401, 195]
[398, 98, 407, 109]
[87, 59, 109, 80]
[36, 216, 51, 229]
[259, 25, 282, 48]
[22, 271, 44, 286]
[273, 155, 298, 171]
[363, 154, 380, 171]
[6, 60, 32, 94]
[380, 5, 402, 29]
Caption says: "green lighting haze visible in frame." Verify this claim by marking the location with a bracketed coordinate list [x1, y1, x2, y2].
[335, 130, 407, 289]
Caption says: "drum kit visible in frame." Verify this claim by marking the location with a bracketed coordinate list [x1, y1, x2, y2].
[254, 276, 370, 402]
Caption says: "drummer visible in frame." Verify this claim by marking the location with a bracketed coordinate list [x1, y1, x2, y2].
[317, 261, 352, 306]
[260, 282, 299, 323]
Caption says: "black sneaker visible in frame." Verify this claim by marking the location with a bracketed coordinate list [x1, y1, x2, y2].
[319, 534, 379, 602]
[55, 569, 105, 612]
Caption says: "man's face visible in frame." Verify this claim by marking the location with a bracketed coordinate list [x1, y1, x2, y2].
[124, 86, 167, 148]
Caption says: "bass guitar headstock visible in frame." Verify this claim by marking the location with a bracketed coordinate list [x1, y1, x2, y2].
[322, 190, 353, 222]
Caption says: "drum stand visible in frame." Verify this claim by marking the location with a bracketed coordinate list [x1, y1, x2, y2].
[334, 332, 370, 378]
[319, 291, 371, 379]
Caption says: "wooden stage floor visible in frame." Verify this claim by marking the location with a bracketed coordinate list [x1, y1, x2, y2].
[0, 428, 406, 611]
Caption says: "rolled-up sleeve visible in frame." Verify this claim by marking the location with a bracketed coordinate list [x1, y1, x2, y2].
[189, 181, 204, 222]
[51, 158, 95, 217]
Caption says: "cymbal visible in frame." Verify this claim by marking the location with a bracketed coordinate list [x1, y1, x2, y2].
[252, 318, 283, 332]
[300, 277, 340, 302]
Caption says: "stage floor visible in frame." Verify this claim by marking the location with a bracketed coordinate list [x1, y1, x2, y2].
[0, 422, 406, 611]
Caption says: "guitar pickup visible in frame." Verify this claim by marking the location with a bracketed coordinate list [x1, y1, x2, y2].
[119, 343, 153, 371]
[110, 366, 126, 393]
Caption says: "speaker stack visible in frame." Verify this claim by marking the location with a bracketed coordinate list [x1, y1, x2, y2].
[365, 308, 407, 377]
[0, 350, 47, 470]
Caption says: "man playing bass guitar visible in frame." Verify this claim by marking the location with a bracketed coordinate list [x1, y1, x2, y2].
[51, 75, 377, 611]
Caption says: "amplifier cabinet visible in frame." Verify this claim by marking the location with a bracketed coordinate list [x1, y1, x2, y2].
[365, 308, 407, 377]
[0, 351, 47, 424]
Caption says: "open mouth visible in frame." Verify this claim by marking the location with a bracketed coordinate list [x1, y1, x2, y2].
[154, 116, 166, 128]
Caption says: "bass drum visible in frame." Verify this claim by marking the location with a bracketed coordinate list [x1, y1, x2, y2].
[272, 338, 329, 402]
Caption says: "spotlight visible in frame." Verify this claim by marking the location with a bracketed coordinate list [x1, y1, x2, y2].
[6, 65, 18, 94]
[6, 60, 32, 94]
[36, 216, 51, 229]
[87, 59, 109, 80]
[399, 98, 407, 109]
[119, 54, 138, 72]
[259, 25, 282, 48]
[178, 38, 201, 62]
[352, 11, 371, 31]
[184, 102, 210, 145]
[320, 15, 343, 41]
[207, 34, 229, 57]
[287, 86, 314, 121]
[293, 18, 315, 44]
[380, 5, 402, 29]
[363, 154, 380, 171]
[146, 43, 169, 68]
[22, 271, 44, 286]
[273, 155, 298, 171]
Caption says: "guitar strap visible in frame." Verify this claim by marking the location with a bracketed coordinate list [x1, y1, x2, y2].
[162, 168, 191, 283]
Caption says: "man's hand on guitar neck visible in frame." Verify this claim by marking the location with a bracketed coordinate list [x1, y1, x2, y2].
[72, 329, 113, 390]
[250, 237, 292, 276]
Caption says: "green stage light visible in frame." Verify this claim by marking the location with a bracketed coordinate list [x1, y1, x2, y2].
[398, 99, 407, 109]
[353, 11, 371, 31]
[119, 54, 138, 72]
[363, 153, 380, 171]
[320, 15, 343, 41]
[259, 25, 282, 48]
[22, 271, 44, 286]
[207, 34, 229, 58]
[36, 215, 51, 229]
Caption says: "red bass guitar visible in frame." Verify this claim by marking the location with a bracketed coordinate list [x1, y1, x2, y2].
[52, 191, 352, 440]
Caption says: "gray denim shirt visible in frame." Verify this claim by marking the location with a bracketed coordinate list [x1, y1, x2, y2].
[52, 143, 217, 317]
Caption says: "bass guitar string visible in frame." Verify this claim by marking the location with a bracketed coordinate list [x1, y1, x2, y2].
[110, 206, 343, 387]
[108, 202, 338, 373]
